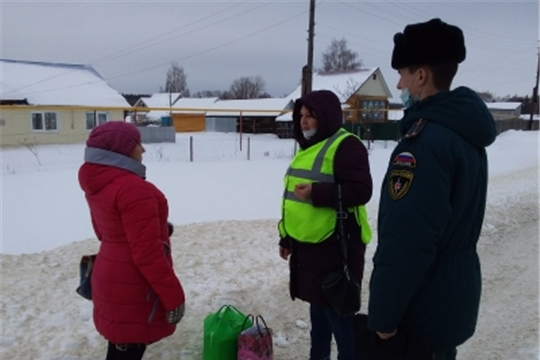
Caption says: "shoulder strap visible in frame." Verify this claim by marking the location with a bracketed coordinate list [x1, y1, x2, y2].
[402, 118, 427, 140]
[336, 184, 349, 264]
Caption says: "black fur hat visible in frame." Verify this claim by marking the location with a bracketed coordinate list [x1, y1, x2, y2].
[391, 18, 466, 69]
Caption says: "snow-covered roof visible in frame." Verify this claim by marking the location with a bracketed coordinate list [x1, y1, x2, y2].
[173, 97, 219, 113]
[284, 68, 392, 104]
[0, 59, 130, 107]
[145, 97, 219, 119]
[206, 98, 292, 117]
[275, 111, 293, 122]
[485, 102, 522, 111]
[137, 93, 183, 108]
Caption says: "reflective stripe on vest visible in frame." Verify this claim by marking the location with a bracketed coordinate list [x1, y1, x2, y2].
[279, 128, 372, 244]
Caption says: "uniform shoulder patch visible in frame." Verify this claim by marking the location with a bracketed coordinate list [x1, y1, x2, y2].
[392, 151, 416, 168]
[402, 118, 427, 140]
[388, 170, 414, 200]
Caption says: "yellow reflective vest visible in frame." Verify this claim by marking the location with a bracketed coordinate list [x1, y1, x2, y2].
[278, 128, 372, 244]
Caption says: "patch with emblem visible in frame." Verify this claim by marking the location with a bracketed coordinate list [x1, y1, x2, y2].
[392, 152, 416, 168]
[388, 170, 414, 200]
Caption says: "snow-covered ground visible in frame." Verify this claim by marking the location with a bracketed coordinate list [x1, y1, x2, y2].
[1, 131, 538, 360]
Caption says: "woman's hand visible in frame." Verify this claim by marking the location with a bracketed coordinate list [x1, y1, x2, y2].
[294, 183, 312, 201]
[167, 303, 185, 324]
[279, 246, 291, 260]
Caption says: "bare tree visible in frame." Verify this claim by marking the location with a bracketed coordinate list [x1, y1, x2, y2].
[192, 90, 223, 98]
[227, 76, 271, 99]
[334, 78, 361, 102]
[476, 90, 496, 102]
[161, 62, 190, 97]
[321, 38, 362, 73]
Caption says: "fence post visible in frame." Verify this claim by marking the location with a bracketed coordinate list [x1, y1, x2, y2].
[239, 111, 243, 151]
[190, 136, 193, 162]
[247, 137, 250, 161]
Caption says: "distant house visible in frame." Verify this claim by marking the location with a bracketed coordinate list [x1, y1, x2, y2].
[485, 102, 522, 120]
[133, 94, 218, 132]
[132, 92, 181, 124]
[206, 98, 292, 134]
[275, 68, 393, 138]
[122, 93, 151, 107]
[133, 92, 182, 112]
[0, 59, 130, 147]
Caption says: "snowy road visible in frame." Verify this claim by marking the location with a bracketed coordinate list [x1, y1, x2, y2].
[1, 162, 538, 359]
[0, 133, 539, 360]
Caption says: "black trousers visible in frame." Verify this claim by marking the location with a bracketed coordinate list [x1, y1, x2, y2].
[106, 341, 147, 360]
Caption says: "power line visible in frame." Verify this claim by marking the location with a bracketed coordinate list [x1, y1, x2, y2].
[90, 2, 272, 65]
[3, 0, 264, 96]
[333, 0, 403, 27]
[315, 32, 389, 62]
[385, 1, 533, 46]
[317, 23, 389, 53]
[13, 10, 309, 97]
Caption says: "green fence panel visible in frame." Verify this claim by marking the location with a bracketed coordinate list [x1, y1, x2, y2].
[343, 122, 401, 141]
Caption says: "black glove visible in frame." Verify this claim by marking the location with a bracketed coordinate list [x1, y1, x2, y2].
[167, 222, 174, 237]
[167, 303, 185, 324]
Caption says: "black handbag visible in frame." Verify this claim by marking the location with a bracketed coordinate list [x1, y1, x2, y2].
[75, 254, 97, 300]
[321, 184, 361, 317]
[354, 314, 432, 360]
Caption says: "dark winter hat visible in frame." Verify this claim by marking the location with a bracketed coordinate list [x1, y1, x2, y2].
[86, 121, 141, 157]
[391, 18, 466, 69]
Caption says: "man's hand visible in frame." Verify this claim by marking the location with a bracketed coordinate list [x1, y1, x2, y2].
[294, 183, 312, 201]
[376, 329, 397, 339]
[279, 246, 291, 260]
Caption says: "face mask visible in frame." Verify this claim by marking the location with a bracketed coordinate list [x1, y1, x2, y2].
[399, 70, 423, 108]
[302, 128, 317, 140]
[400, 88, 419, 108]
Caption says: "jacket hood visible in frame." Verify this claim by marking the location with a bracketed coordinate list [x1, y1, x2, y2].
[79, 147, 146, 195]
[401, 86, 496, 148]
[293, 90, 343, 149]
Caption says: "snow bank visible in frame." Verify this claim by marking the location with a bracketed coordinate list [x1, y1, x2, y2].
[1, 165, 538, 360]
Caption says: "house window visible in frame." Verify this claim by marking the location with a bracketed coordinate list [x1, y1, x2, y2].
[32, 112, 58, 131]
[361, 100, 386, 122]
[86, 112, 108, 130]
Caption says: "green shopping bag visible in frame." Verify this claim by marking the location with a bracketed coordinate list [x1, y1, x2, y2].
[203, 305, 252, 360]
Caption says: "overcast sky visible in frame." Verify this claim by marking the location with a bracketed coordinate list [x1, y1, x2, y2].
[2, 0, 538, 99]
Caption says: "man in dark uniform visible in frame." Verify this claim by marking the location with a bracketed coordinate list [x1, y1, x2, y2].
[367, 18, 497, 359]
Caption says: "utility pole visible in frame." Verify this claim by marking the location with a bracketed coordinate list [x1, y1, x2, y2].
[528, 41, 539, 130]
[301, 0, 316, 96]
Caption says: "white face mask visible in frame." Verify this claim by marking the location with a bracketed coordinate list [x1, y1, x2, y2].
[302, 128, 317, 140]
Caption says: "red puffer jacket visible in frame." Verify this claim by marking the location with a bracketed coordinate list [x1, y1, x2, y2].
[79, 162, 185, 344]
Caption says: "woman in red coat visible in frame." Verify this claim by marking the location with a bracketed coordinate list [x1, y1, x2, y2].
[79, 121, 185, 360]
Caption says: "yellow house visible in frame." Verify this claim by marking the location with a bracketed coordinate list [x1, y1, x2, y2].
[135, 94, 218, 133]
[0, 59, 131, 148]
[275, 68, 393, 138]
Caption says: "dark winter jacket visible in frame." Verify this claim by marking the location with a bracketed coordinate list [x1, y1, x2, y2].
[79, 148, 185, 344]
[368, 87, 497, 351]
[279, 90, 373, 306]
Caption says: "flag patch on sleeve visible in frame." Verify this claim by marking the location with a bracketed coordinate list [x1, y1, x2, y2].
[389, 170, 414, 200]
[392, 152, 416, 168]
